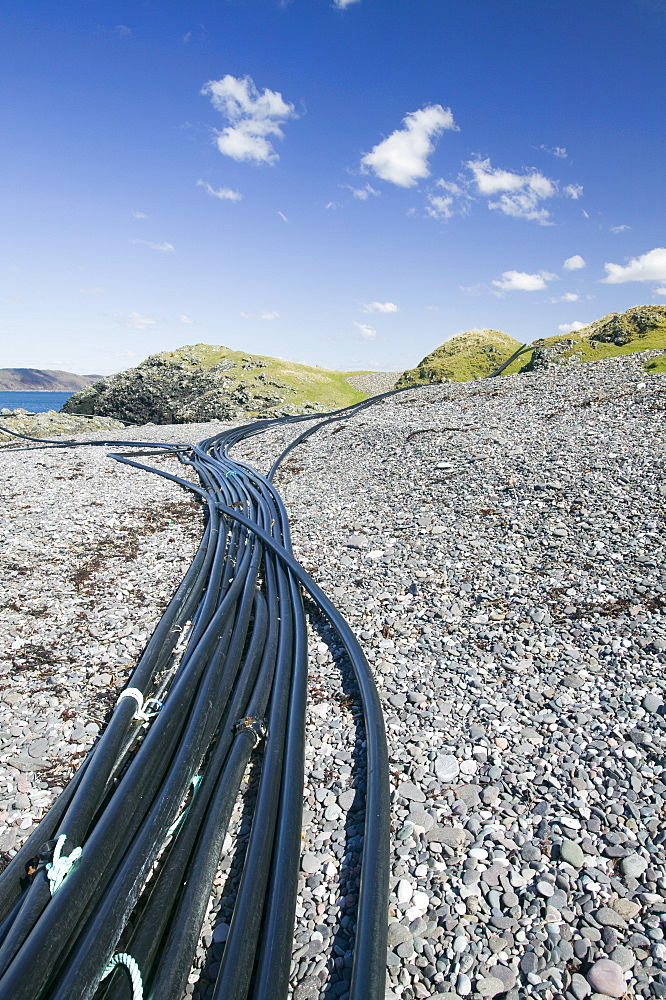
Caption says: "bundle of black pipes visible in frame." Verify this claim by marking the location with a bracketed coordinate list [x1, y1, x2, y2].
[0, 387, 411, 1000]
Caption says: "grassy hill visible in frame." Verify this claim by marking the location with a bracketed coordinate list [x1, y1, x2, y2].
[63, 344, 369, 424]
[515, 304, 666, 372]
[396, 329, 523, 386]
[397, 306, 666, 387]
[154, 344, 369, 411]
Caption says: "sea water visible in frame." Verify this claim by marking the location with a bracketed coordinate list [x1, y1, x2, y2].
[0, 391, 74, 413]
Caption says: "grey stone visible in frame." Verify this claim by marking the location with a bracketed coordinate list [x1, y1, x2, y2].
[622, 853, 648, 878]
[608, 945, 635, 971]
[301, 853, 321, 874]
[586, 959, 626, 998]
[491, 965, 517, 990]
[456, 972, 472, 996]
[595, 906, 627, 929]
[560, 838, 585, 868]
[397, 781, 426, 802]
[338, 789, 356, 810]
[570, 973, 591, 1000]
[520, 951, 538, 974]
[434, 754, 459, 783]
[212, 922, 229, 944]
[642, 693, 662, 713]
[426, 825, 468, 848]
[293, 976, 321, 1000]
[408, 807, 434, 832]
[476, 976, 505, 997]
[456, 784, 481, 807]
[387, 922, 411, 948]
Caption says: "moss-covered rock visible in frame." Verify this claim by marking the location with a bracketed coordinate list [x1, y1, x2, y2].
[520, 304, 666, 371]
[0, 410, 125, 442]
[63, 344, 368, 425]
[397, 329, 523, 386]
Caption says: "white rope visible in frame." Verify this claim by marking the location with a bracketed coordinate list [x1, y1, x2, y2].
[101, 952, 143, 1000]
[46, 834, 82, 895]
[116, 687, 152, 722]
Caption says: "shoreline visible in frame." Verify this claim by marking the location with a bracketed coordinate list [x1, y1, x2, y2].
[1, 353, 666, 999]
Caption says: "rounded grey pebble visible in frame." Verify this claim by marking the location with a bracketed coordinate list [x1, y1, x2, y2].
[293, 976, 321, 1000]
[586, 958, 626, 998]
[621, 853, 647, 878]
[609, 945, 635, 971]
[456, 971, 472, 995]
[476, 976, 505, 998]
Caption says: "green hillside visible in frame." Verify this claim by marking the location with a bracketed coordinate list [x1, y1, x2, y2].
[63, 344, 368, 425]
[516, 305, 666, 372]
[397, 305, 666, 387]
[397, 329, 523, 386]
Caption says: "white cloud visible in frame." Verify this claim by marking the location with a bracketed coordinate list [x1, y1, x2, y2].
[558, 321, 587, 333]
[179, 314, 195, 324]
[611, 224, 631, 233]
[361, 105, 458, 188]
[361, 301, 399, 314]
[277, 211, 288, 222]
[344, 183, 381, 201]
[424, 177, 471, 221]
[426, 194, 455, 220]
[115, 312, 158, 330]
[539, 145, 568, 158]
[130, 239, 175, 253]
[197, 179, 242, 202]
[115, 25, 132, 37]
[333, 0, 360, 6]
[240, 310, 279, 320]
[202, 74, 296, 165]
[563, 254, 586, 271]
[354, 321, 376, 339]
[80, 287, 105, 295]
[656, 287, 666, 296]
[467, 160, 528, 196]
[466, 158, 566, 224]
[549, 292, 580, 303]
[492, 270, 556, 292]
[325, 201, 338, 210]
[564, 184, 583, 199]
[132, 210, 148, 219]
[602, 247, 666, 285]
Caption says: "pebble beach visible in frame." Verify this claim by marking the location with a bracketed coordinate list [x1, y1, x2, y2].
[1, 351, 666, 1000]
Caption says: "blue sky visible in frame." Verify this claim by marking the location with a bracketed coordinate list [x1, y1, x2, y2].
[2, 0, 665, 375]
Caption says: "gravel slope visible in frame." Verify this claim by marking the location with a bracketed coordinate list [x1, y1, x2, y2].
[345, 372, 400, 394]
[1, 352, 666, 1000]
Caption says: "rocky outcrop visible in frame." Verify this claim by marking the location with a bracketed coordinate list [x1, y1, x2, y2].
[585, 304, 666, 345]
[520, 305, 666, 372]
[0, 369, 102, 392]
[62, 345, 365, 425]
[0, 410, 125, 441]
[520, 338, 576, 371]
